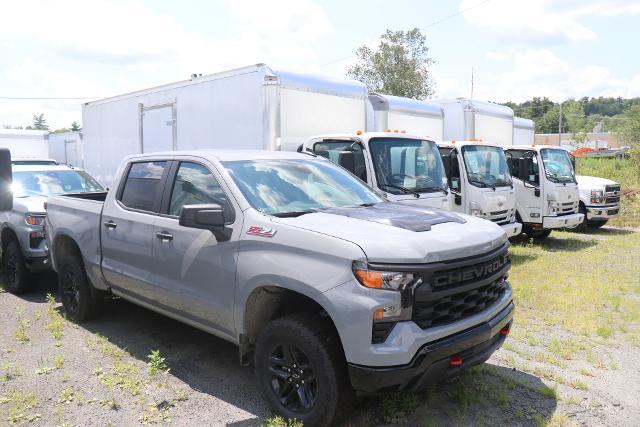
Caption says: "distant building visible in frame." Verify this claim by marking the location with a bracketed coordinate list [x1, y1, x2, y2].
[0, 129, 49, 158]
[534, 132, 621, 149]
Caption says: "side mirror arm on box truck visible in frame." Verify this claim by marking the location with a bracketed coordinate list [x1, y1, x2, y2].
[0, 149, 13, 211]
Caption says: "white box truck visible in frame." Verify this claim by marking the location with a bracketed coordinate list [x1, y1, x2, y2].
[513, 117, 535, 146]
[440, 98, 514, 147]
[0, 129, 49, 159]
[81, 64, 368, 185]
[48, 131, 83, 167]
[366, 93, 444, 141]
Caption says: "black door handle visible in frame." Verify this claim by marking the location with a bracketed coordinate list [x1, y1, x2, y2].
[104, 221, 117, 229]
[155, 231, 173, 241]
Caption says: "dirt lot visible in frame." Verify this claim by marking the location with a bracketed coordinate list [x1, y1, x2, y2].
[1, 227, 639, 426]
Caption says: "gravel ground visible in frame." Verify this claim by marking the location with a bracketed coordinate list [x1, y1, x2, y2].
[1, 228, 639, 426]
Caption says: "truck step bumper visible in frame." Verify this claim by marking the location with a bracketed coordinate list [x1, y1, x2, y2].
[501, 222, 522, 238]
[347, 302, 514, 394]
[586, 206, 619, 220]
[542, 213, 584, 229]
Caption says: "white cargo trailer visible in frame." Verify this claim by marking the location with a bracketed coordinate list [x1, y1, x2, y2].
[82, 64, 367, 184]
[0, 129, 49, 159]
[439, 98, 514, 146]
[48, 131, 83, 167]
[513, 117, 535, 146]
[366, 93, 444, 140]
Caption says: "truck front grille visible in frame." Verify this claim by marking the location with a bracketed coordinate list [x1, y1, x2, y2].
[487, 209, 512, 225]
[604, 185, 621, 205]
[557, 202, 578, 216]
[411, 244, 510, 330]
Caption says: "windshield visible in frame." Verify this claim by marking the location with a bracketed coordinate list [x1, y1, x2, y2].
[461, 145, 512, 188]
[223, 159, 384, 216]
[12, 169, 104, 197]
[540, 149, 576, 183]
[369, 138, 447, 195]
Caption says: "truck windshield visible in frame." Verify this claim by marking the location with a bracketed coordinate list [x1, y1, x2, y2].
[540, 149, 576, 184]
[369, 138, 447, 195]
[461, 145, 512, 188]
[224, 159, 384, 216]
[12, 170, 104, 198]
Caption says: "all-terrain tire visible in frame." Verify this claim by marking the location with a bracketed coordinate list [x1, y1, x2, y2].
[58, 254, 100, 321]
[254, 313, 353, 427]
[2, 240, 31, 294]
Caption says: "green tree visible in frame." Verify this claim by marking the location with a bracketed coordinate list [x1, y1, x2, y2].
[347, 28, 435, 99]
[70, 121, 81, 132]
[614, 105, 640, 158]
[31, 113, 49, 130]
[562, 99, 588, 133]
[535, 105, 566, 134]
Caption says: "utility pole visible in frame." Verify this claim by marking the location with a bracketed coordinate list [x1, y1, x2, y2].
[558, 102, 563, 146]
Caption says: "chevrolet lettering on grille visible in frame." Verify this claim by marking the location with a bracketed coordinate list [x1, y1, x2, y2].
[433, 253, 510, 288]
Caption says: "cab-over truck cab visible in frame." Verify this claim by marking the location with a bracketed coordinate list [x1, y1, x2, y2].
[438, 141, 522, 238]
[505, 145, 584, 238]
[303, 132, 450, 210]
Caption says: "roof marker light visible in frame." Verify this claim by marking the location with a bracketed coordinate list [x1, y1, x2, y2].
[356, 130, 363, 135]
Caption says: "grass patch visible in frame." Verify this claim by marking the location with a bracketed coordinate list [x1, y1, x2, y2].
[147, 349, 169, 376]
[0, 390, 41, 424]
[379, 393, 419, 423]
[45, 293, 65, 343]
[263, 415, 304, 427]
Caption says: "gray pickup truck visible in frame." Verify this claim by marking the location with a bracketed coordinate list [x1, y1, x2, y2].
[0, 161, 104, 293]
[41, 150, 514, 425]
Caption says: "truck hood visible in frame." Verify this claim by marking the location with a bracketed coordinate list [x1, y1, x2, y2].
[477, 187, 515, 212]
[547, 183, 579, 204]
[272, 203, 507, 264]
[576, 175, 618, 190]
[12, 195, 47, 214]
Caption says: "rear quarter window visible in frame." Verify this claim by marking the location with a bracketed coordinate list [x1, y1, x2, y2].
[119, 161, 167, 212]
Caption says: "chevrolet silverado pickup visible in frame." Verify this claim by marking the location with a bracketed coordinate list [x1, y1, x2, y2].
[42, 150, 514, 425]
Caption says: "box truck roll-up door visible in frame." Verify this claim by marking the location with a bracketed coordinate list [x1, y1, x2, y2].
[140, 103, 176, 153]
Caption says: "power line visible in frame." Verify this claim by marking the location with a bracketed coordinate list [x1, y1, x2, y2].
[319, 0, 493, 67]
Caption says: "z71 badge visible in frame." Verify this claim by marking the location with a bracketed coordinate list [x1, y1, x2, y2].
[247, 226, 277, 237]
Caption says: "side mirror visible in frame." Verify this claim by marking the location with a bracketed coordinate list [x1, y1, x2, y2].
[180, 204, 225, 229]
[450, 178, 460, 191]
[0, 149, 13, 211]
[569, 154, 576, 171]
[517, 158, 529, 181]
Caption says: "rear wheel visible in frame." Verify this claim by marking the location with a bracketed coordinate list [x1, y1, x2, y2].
[2, 241, 31, 294]
[58, 255, 100, 321]
[254, 314, 352, 426]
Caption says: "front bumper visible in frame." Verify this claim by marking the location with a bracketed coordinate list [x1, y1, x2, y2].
[25, 256, 50, 272]
[542, 213, 584, 229]
[501, 222, 522, 238]
[586, 205, 619, 220]
[348, 302, 514, 394]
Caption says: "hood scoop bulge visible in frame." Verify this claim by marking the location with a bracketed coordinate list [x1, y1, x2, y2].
[321, 202, 466, 232]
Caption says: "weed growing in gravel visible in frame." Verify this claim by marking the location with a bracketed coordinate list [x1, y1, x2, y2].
[96, 361, 143, 396]
[264, 415, 303, 427]
[139, 400, 175, 424]
[0, 390, 41, 424]
[568, 378, 589, 390]
[54, 354, 64, 369]
[14, 307, 30, 343]
[0, 362, 21, 382]
[147, 349, 169, 376]
[45, 293, 65, 344]
[57, 388, 75, 404]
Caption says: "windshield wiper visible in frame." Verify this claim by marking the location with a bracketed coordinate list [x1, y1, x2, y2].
[415, 186, 448, 194]
[468, 179, 495, 190]
[379, 184, 420, 198]
[272, 210, 316, 218]
[358, 202, 377, 207]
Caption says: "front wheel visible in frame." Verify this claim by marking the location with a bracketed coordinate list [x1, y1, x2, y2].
[254, 314, 352, 426]
[2, 241, 31, 294]
[58, 255, 100, 321]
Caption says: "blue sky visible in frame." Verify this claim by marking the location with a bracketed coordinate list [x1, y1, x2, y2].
[1, 0, 638, 129]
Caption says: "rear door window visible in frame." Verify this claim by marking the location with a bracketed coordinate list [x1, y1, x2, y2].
[119, 161, 167, 212]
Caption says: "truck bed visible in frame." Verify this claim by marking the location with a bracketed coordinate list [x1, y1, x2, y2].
[45, 193, 106, 290]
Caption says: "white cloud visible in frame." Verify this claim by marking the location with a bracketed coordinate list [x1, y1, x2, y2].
[627, 74, 640, 98]
[460, 0, 640, 44]
[464, 48, 630, 102]
[0, 0, 333, 128]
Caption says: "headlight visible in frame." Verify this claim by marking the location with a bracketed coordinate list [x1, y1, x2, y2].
[352, 261, 415, 291]
[548, 201, 559, 214]
[25, 213, 45, 226]
[590, 190, 603, 204]
[470, 208, 484, 217]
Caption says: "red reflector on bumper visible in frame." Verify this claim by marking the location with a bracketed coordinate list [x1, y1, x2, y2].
[500, 327, 510, 335]
[449, 356, 463, 366]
